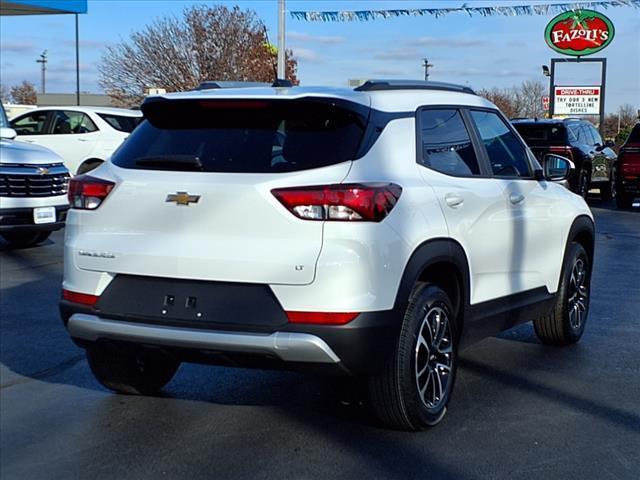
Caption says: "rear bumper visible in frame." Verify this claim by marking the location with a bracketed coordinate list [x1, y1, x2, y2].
[68, 313, 341, 364]
[620, 175, 639, 195]
[60, 301, 400, 375]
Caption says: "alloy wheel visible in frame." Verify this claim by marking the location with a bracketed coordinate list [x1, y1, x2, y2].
[568, 257, 588, 329]
[414, 305, 454, 410]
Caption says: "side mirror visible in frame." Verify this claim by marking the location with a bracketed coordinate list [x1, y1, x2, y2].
[605, 139, 615, 148]
[0, 127, 17, 140]
[542, 153, 572, 181]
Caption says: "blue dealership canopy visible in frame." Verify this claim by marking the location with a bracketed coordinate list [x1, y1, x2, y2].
[0, 0, 87, 15]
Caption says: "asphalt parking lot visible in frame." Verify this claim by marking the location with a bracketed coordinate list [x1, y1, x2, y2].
[1, 199, 639, 480]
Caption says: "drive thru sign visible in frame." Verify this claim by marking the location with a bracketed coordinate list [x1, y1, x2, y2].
[553, 87, 601, 115]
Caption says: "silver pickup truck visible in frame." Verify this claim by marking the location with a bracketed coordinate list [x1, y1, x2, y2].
[1, 103, 70, 248]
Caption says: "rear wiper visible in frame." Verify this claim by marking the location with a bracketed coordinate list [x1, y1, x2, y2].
[135, 155, 203, 171]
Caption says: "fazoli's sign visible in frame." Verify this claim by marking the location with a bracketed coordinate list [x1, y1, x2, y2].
[544, 9, 614, 56]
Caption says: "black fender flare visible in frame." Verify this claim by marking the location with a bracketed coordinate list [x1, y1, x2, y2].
[393, 238, 471, 327]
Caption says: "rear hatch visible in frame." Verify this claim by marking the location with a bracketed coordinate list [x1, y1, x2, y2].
[513, 122, 571, 161]
[73, 95, 370, 285]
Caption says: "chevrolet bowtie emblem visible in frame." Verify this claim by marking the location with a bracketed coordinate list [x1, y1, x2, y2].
[166, 192, 200, 206]
[36, 167, 50, 175]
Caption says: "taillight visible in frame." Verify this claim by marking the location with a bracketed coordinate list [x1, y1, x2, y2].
[68, 175, 115, 210]
[272, 183, 402, 222]
[62, 289, 99, 306]
[286, 311, 359, 325]
[549, 146, 574, 162]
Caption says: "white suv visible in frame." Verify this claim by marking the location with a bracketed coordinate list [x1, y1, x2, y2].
[60, 81, 594, 430]
[10, 106, 142, 175]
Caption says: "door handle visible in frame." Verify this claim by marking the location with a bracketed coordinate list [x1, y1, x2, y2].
[77, 138, 88, 142]
[509, 193, 525, 205]
[23, 139, 35, 143]
[444, 193, 464, 208]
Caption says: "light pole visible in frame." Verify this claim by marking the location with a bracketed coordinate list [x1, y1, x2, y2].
[277, 0, 285, 79]
[36, 50, 47, 94]
[423, 58, 433, 81]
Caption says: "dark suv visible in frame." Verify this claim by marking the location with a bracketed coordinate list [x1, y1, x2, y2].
[512, 118, 617, 199]
[615, 123, 640, 208]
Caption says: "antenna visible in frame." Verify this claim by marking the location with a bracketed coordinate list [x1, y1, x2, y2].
[422, 58, 434, 81]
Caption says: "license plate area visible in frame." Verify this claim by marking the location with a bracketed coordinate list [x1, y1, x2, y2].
[96, 275, 288, 328]
[33, 206, 56, 224]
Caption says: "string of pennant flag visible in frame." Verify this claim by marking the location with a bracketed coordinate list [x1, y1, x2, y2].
[289, 0, 640, 22]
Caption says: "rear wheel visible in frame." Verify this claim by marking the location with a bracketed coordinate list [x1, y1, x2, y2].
[369, 283, 458, 430]
[1, 231, 50, 248]
[534, 242, 590, 346]
[86, 344, 180, 395]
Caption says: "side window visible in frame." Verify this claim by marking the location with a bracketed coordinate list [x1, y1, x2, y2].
[51, 111, 98, 135]
[577, 124, 593, 145]
[98, 113, 141, 133]
[589, 124, 603, 146]
[567, 124, 579, 142]
[10, 111, 49, 135]
[418, 108, 481, 176]
[470, 110, 531, 177]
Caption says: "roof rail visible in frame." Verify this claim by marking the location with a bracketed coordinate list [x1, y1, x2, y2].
[194, 81, 271, 90]
[354, 79, 475, 95]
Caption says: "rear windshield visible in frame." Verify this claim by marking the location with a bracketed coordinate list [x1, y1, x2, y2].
[625, 124, 640, 144]
[111, 99, 367, 173]
[513, 123, 567, 146]
[98, 113, 142, 133]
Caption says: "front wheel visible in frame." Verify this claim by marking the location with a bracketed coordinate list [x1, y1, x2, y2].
[577, 169, 590, 199]
[534, 242, 590, 345]
[86, 344, 180, 395]
[369, 283, 458, 430]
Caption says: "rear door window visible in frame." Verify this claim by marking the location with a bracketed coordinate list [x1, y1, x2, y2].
[417, 108, 481, 176]
[112, 99, 367, 173]
[470, 110, 531, 177]
[51, 111, 98, 134]
[98, 113, 142, 133]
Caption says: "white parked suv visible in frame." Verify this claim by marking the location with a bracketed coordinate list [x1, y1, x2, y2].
[60, 81, 595, 430]
[0, 103, 70, 248]
[10, 106, 142, 175]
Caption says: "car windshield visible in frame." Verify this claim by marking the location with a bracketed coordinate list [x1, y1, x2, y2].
[513, 123, 567, 146]
[0, 104, 9, 129]
[112, 98, 368, 173]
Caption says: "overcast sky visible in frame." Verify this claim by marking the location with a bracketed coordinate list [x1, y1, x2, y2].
[1, 0, 638, 112]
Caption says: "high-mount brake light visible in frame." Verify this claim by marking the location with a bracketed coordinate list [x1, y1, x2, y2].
[62, 289, 99, 306]
[272, 183, 402, 222]
[68, 175, 115, 210]
[286, 311, 359, 325]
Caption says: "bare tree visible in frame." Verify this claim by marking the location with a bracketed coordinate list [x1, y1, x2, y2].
[10, 81, 38, 105]
[477, 88, 518, 119]
[99, 5, 298, 107]
[512, 80, 546, 118]
[0, 83, 9, 103]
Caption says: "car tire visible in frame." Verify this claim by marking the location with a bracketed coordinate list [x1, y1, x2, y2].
[600, 175, 613, 201]
[368, 283, 458, 430]
[1, 231, 50, 248]
[534, 242, 590, 346]
[577, 169, 590, 199]
[86, 343, 180, 395]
